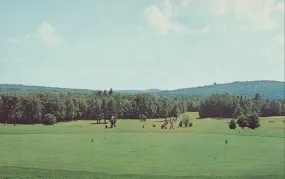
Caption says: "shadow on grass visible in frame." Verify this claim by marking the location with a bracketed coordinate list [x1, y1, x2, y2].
[197, 117, 231, 120]
[89, 123, 106, 125]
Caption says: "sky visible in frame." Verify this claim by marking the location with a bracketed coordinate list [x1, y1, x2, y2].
[0, 0, 284, 90]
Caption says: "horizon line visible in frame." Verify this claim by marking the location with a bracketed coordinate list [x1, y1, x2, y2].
[0, 80, 284, 92]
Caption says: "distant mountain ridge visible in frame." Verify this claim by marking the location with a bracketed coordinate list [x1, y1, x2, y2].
[158, 80, 284, 100]
[0, 80, 284, 100]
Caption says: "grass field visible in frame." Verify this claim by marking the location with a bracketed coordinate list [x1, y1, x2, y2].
[0, 112, 284, 179]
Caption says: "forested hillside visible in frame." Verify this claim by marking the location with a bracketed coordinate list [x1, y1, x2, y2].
[159, 80, 284, 100]
[0, 84, 96, 94]
[0, 80, 284, 99]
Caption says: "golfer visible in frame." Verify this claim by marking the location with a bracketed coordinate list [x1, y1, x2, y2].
[105, 121, 111, 128]
[161, 121, 168, 129]
[110, 115, 116, 128]
[170, 117, 175, 129]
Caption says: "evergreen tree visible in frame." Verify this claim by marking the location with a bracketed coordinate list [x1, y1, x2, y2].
[108, 88, 113, 96]
[229, 119, 236, 130]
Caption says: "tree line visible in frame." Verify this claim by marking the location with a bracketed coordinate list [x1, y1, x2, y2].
[199, 93, 285, 118]
[199, 93, 285, 130]
[0, 90, 283, 125]
[0, 89, 201, 125]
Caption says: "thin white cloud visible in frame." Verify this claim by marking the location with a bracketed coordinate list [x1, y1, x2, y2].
[180, 0, 283, 31]
[37, 21, 63, 46]
[144, 4, 186, 35]
[144, 0, 283, 35]
[8, 33, 38, 44]
[8, 21, 63, 46]
[227, 0, 283, 30]
[144, 0, 210, 35]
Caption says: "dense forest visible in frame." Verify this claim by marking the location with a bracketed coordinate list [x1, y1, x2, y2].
[0, 88, 284, 125]
[1, 80, 284, 100]
[199, 93, 285, 118]
[0, 90, 200, 125]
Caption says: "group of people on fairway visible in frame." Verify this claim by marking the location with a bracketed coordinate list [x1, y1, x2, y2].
[104, 114, 176, 130]
[161, 116, 175, 129]
[105, 115, 117, 129]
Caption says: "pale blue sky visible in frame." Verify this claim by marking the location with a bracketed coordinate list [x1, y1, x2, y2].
[0, 0, 284, 90]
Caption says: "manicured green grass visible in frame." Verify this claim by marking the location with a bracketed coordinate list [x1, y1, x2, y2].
[0, 112, 284, 179]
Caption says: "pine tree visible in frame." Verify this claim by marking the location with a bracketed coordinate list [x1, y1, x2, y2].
[229, 119, 236, 130]
[253, 93, 261, 101]
[108, 88, 113, 96]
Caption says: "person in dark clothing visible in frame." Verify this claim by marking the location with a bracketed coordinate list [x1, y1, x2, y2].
[179, 121, 183, 127]
[110, 115, 117, 128]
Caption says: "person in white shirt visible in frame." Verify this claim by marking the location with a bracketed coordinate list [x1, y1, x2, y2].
[170, 116, 175, 129]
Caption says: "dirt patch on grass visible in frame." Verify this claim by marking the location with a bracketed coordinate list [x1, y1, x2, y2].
[270, 126, 285, 130]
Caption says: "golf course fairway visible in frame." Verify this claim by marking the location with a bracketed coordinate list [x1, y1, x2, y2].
[0, 113, 284, 179]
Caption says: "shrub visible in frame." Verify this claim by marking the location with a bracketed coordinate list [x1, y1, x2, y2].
[42, 113, 57, 125]
[247, 113, 260, 130]
[182, 114, 190, 127]
[229, 119, 236, 130]
[189, 122, 193, 127]
[139, 114, 147, 122]
[237, 114, 248, 129]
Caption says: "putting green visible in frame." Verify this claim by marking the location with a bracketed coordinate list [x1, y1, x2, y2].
[0, 113, 284, 179]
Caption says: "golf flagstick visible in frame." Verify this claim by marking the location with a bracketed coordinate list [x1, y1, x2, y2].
[91, 138, 94, 156]
[225, 140, 228, 159]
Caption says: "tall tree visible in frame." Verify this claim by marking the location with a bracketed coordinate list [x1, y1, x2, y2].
[108, 88, 113, 96]
[281, 103, 285, 116]
[101, 98, 108, 123]
[106, 97, 117, 121]
[90, 98, 102, 123]
[78, 99, 87, 120]
[253, 93, 261, 101]
[11, 101, 24, 126]
[96, 90, 102, 97]
[270, 100, 282, 116]
[65, 98, 76, 121]
[31, 99, 43, 124]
